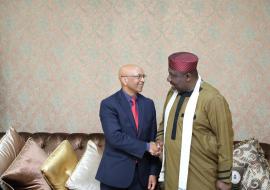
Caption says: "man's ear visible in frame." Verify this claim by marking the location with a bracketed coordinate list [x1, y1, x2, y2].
[121, 77, 128, 85]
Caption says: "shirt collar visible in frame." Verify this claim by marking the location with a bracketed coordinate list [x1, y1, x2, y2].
[122, 89, 137, 103]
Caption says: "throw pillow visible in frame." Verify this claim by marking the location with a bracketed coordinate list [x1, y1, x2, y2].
[232, 139, 259, 187]
[1, 138, 51, 190]
[41, 140, 78, 190]
[65, 140, 101, 190]
[0, 127, 25, 175]
[233, 138, 270, 189]
[241, 160, 270, 189]
[233, 138, 261, 167]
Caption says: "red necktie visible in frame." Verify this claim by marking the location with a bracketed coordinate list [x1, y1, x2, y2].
[131, 97, 139, 130]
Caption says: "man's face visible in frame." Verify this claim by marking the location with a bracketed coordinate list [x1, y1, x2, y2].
[125, 67, 145, 94]
[167, 68, 187, 92]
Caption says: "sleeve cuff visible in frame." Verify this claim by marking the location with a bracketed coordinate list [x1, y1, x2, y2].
[217, 168, 232, 183]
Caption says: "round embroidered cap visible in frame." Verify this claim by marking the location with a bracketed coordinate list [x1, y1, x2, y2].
[168, 52, 198, 72]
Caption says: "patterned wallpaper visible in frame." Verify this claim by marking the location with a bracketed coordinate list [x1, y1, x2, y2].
[0, 0, 269, 143]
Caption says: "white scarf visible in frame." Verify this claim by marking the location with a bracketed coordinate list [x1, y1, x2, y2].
[159, 75, 201, 190]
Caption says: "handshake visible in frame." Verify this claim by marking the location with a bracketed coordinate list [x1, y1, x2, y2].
[148, 140, 163, 157]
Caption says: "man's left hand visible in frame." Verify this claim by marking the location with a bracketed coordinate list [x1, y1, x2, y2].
[216, 180, 231, 190]
[148, 175, 157, 190]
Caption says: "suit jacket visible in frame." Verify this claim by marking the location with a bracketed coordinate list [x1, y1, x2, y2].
[96, 90, 161, 188]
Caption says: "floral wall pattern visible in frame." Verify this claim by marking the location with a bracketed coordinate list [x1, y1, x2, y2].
[0, 0, 269, 143]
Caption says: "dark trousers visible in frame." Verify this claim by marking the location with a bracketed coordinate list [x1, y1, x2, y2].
[100, 166, 144, 190]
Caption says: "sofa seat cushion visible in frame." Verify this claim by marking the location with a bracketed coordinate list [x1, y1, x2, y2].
[41, 140, 78, 190]
[66, 140, 101, 190]
[1, 138, 51, 190]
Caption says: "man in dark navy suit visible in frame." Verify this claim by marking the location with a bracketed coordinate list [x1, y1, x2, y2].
[96, 64, 161, 190]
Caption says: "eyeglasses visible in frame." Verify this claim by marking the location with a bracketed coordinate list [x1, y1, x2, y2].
[121, 74, 147, 80]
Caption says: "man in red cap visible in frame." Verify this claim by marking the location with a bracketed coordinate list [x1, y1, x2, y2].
[156, 52, 233, 190]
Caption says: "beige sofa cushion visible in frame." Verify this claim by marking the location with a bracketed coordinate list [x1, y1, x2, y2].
[1, 138, 51, 190]
[0, 127, 25, 175]
[66, 140, 101, 190]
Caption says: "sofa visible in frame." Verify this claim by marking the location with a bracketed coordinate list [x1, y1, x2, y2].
[0, 131, 270, 190]
[0, 131, 105, 190]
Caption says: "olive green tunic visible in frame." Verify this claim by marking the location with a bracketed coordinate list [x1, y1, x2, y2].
[157, 82, 233, 190]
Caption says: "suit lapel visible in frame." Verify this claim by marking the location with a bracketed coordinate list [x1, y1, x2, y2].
[118, 90, 138, 134]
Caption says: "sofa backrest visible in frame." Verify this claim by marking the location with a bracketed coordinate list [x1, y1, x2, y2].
[0, 132, 269, 163]
[260, 143, 270, 163]
[0, 132, 105, 159]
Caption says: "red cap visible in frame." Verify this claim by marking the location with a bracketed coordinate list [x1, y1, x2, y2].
[168, 52, 198, 72]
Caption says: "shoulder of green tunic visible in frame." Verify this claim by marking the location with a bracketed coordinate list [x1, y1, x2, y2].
[200, 81, 225, 100]
[200, 81, 231, 112]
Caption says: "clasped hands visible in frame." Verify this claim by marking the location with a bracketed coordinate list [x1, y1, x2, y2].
[149, 141, 163, 157]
